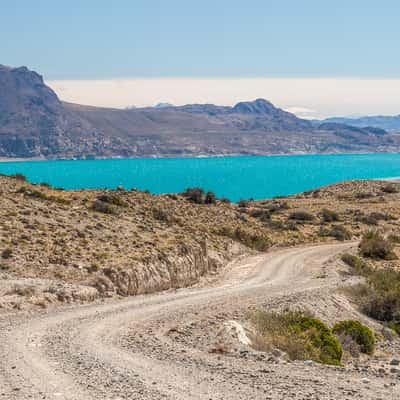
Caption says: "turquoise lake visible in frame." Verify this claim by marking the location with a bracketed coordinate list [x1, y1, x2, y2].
[0, 153, 400, 201]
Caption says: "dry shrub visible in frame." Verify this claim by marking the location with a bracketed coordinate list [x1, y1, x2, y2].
[359, 231, 397, 260]
[289, 211, 315, 222]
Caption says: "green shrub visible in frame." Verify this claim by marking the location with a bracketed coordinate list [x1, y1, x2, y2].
[251, 311, 342, 365]
[359, 231, 397, 260]
[289, 211, 315, 222]
[387, 322, 400, 335]
[333, 320, 375, 354]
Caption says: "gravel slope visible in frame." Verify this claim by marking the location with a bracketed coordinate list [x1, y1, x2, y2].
[1, 242, 399, 399]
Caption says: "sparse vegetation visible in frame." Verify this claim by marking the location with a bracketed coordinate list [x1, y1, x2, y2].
[1, 248, 12, 259]
[320, 224, 352, 241]
[343, 249, 400, 334]
[359, 231, 397, 260]
[237, 199, 249, 208]
[97, 193, 128, 207]
[289, 211, 315, 222]
[382, 184, 399, 194]
[341, 253, 370, 274]
[91, 200, 117, 215]
[182, 187, 217, 205]
[321, 208, 339, 223]
[17, 186, 71, 205]
[217, 226, 270, 251]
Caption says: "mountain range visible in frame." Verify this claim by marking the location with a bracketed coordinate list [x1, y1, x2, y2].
[320, 116, 400, 132]
[1, 64, 400, 159]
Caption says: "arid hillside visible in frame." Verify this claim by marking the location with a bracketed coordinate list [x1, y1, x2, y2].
[1, 175, 400, 311]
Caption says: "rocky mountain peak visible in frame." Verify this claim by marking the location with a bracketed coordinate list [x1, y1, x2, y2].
[232, 98, 277, 115]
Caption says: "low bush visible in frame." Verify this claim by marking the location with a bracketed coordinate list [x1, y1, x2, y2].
[97, 193, 127, 207]
[152, 207, 175, 223]
[267, 202, 290, 213]
[91, 200, 117, 215]
[333, 320, 375, 354]
[182, 188, 217, 205]
[344, 255, 400, 332]
[359, 231, 397, 260]
[355, 192, 374, 199]
[341, 253, 370, 274]
[320, 225, 351, 241]
[17, 187, 71, 205]
[217, 226, 270, 251]
[1, 248, 12, 259]
[360, 212, 395, 226]
[182, 187, 205, 204]
[250, 208, 271, 222]
[362, 268, 400, 323]
[289, 211, 315, 222]
[237, 199, 249, 208]
[321, 208, 339, 223]
[204, 191, 217, 204]
[382, 184, 399, 194]
[251, 310, 342, 365]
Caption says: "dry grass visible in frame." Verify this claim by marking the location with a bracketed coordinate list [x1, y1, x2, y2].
[1, 175, 400, 302]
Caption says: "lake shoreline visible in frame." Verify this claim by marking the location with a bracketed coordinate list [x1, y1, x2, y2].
[1, 150, 400, 163]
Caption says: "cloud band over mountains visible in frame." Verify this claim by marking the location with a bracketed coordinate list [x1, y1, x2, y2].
[48, 77, 400, 119]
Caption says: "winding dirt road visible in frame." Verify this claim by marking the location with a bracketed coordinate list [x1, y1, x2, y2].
[1, 242, 399, 399]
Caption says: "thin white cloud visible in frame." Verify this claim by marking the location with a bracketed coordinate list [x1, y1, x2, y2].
[47, 77, 400, 118]
[284, 106, 320, 120]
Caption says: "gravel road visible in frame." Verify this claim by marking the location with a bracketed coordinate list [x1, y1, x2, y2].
[1, 242, 399, 399]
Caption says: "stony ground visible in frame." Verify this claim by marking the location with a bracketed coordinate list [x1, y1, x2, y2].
[1, 243, 399, 399]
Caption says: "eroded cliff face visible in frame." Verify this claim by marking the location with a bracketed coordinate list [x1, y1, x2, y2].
[91, 242, 244, 297]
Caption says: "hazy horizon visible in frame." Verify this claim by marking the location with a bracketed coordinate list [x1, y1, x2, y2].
[47, 77, 400, 119]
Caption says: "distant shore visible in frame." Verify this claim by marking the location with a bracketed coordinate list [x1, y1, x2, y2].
[0, 151, 400, 163]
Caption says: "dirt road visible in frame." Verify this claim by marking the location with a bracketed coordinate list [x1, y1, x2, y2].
[1, 242, 399, 399]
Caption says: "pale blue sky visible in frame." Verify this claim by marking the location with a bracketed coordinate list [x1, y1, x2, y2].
[2, 0, 400, 79]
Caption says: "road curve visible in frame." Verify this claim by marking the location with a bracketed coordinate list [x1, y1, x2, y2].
[1, 242, 398, 399]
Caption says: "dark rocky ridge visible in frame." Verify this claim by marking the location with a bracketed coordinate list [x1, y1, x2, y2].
[1, 64, 400, 159]
[320, 115, 400, 132]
